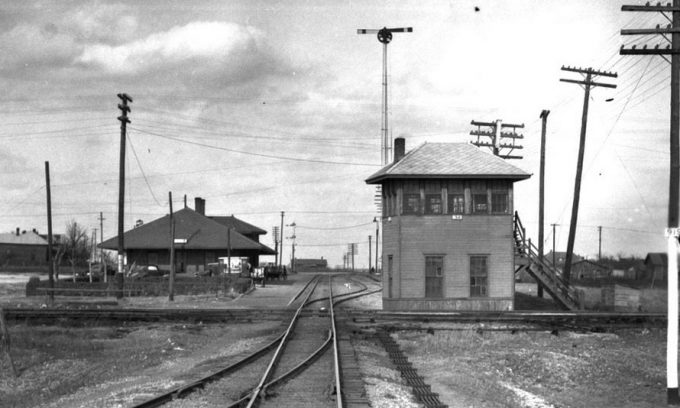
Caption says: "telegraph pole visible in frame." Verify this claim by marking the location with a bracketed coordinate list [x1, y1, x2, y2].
[116, 93, 132, 298]
[45, 161, 54, 304]
[621, 3, 680, 402]
[272, 226, 280, 267]
[374, 217, 380, 273]
[168, 192, 175, 301]
[470, 120, 525, 159]
[280, 211, 285, 269]
[369, 235, 372, 272]
[98, 212, 105, 282]
[598, 226, 603, 261]
[538, 110, 550, 298]
[559, 66, 616, 284]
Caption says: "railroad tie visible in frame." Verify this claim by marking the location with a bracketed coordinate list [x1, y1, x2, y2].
[376, 330, 448, 408]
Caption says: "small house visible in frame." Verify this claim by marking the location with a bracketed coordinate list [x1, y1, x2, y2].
[0, 228, 48, 270]
[572, 260, 611, 280]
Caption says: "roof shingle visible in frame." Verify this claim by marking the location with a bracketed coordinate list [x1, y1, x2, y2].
[366, 143, 531, 183]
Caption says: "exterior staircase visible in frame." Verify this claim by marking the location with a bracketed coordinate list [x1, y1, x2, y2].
[513, 212, 581, 310]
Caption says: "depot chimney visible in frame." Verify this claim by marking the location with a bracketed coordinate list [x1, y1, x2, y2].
[194, 197, 205, 215]
[394, 137, 405, 162]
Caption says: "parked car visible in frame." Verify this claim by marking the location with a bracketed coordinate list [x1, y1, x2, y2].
[128, 265, 166, 280]
[86, 263, 117, 281]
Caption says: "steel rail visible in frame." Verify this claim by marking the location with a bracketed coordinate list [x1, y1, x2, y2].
[245, 275, 321, 408]
[330, 275, 343, 408]
[226, 329, 334, 408]
[286, 273, 322, 306]
[131, 333, 286, 408]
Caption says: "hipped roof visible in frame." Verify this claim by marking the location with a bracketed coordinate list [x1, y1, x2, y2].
[0, 231, 48, 246]
[100, 208, 275, 253]
[366, 143, 531, 184]
[209, 215, 266, 235]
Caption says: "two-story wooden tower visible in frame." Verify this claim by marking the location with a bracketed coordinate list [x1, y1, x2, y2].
[366, 137, 531, 311]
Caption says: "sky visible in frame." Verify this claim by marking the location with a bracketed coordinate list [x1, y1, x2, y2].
[0, 0, 673, 268]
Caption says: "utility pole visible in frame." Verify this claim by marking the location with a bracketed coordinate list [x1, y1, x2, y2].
[272, 226, 280, 267]
[286, 222, 296, 273]
[559, 66, 616, 284]
[538, 110, 550, 298]
[369, 235, 372, 272]
[374, 218, 380, 273]
[598, 226, 602, 261]
[621, 4, 680, 403]
[98, 212, 106, 283]
[116, 93, 132, 298]
[280, 211, 285, 270]
[470, 119, 525, 159]
[45, 161, 54, 304]
[168, 192, 175, 301]
[90, 229, 97, 283]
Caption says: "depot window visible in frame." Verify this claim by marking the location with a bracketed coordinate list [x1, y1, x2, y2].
[425, 194, 442, 214]
[425, 255, 444, 298]
[470, 255, 488, 297]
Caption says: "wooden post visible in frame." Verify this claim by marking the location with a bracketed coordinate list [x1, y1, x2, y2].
[0, 308, 17, 377]
[369, 235, 372, 272]
[45, 162, 54, 304]
[116, 93, 132, 299]
[538, 110, 550, 298]
[559, 67, 616, 283]
[168, 192, 175, 301]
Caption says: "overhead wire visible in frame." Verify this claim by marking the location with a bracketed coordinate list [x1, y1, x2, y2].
[127, 132, 164, 207]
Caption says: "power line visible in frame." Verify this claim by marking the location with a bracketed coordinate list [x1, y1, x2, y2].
[296, 221, 374, 230]
[130, 127, 381, 167]
[127, 134, 163, 207]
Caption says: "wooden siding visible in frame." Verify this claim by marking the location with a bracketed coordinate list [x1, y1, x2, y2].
[383, 297, 513, 311]
[381, 213, 515, 311]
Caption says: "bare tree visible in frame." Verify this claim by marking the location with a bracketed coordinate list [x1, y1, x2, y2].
[63, 220, 90, 282]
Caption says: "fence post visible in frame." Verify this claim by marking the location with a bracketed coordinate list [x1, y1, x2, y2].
[0, 308, 18, 377]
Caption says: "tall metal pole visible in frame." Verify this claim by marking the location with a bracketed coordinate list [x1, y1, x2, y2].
[45, 161, 54, 304]
[116, 93, 132, 298]
[538, 110, 550, 298]
[382, 41, 388, 165]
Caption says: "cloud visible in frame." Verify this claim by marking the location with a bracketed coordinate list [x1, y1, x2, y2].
[64, 3, 138, 44]
[0, 23, 79, 70]
[77, 21, 267, 76]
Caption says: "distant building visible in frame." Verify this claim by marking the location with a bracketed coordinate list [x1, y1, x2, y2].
[544, 251, 584, 270]
[366, 138, 530, 311]
[101, 198, 275, 274]
[293, 258, 328, 272]
[572, 260, 611, 280]
[0, 228, 48, 269]
[643, 252, 675, 282]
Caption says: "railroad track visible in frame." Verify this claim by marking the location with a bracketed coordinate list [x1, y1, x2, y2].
[127, 274, 372, 408]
